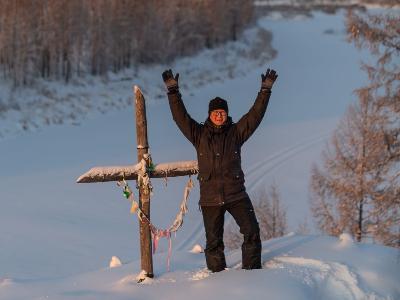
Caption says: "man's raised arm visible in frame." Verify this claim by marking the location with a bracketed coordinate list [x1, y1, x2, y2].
[236, 68, 278, 145]
[162, 69, 201, 147]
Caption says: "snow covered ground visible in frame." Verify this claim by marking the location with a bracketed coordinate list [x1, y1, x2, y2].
[1, 234, 399, 300]
[0, 9, 399, 300]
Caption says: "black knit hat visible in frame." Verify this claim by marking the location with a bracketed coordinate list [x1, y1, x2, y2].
[208, 97, 228, 114]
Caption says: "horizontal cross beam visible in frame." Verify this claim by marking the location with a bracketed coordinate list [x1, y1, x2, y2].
[76, 160, 198, 183]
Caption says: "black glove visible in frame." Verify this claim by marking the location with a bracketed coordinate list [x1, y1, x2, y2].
[261, 68, 278, 91]
[162, 69, 180, 92]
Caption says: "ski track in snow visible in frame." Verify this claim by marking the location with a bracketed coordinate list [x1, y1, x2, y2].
[244, 132, 328, 177]
[245, 131, 331, 192]
[222, 132, 331, 232]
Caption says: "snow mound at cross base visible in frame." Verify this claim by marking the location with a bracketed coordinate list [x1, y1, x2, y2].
[2, 234, 399, 300]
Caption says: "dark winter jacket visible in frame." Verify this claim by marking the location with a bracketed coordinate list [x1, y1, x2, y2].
[168, 89, 272, 206]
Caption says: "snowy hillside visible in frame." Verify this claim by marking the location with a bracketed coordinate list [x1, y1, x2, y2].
[1, 234, 399, 300]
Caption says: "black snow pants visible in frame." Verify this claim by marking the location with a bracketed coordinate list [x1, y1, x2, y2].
[201, 196, 262, 272]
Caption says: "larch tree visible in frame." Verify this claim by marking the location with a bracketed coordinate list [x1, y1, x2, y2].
[265, 183, 287, 239]
[310, 91, 392, 243]
[347, 9, 399, 247]
[296, 217, 310, 235]
[310, 9, 399, 247]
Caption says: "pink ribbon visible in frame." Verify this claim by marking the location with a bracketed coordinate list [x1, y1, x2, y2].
[151, 228, 173, 271]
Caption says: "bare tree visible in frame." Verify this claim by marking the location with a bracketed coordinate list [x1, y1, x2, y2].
[225, 183, 287, 250]
[265, 183, 287, 239]
[310, 90, 394, 242]
[0, 0, 254, 86]
[347, 10, 399, 141]
[346, 10, 399, 247]
[309, 8, 399, 249]
[296, 217, 310, 235]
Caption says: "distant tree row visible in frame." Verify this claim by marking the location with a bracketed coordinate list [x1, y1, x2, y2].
[0, 0, 253, 86]
[310, 10, 399, 248]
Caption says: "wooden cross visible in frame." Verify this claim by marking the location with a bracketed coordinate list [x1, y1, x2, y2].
[77, 86, 198, 278]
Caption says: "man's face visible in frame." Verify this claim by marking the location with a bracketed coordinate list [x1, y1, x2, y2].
[210, 109, 227, 126]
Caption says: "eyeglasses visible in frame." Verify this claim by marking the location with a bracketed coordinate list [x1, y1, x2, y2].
[211, 111, 227, 117]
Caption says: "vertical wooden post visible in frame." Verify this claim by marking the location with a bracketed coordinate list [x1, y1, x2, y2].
[134, 85, 154, 278]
